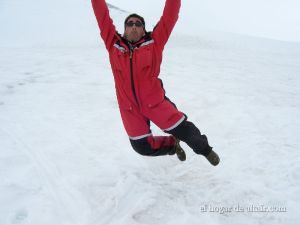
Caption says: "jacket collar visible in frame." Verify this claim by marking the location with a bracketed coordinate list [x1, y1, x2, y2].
[117, 32, 152, 50]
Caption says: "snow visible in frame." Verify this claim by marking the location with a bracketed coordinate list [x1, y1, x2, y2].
[1, 0, 300, 225]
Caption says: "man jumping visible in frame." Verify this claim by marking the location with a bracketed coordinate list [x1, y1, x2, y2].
[91, 0, 220, 166]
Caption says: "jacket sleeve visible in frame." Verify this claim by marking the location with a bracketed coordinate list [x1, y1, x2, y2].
[91, 0, 117, 50]
[152, 0, 181, 50]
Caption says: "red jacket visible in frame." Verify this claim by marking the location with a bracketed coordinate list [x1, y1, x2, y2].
[92, 0, 181, 113]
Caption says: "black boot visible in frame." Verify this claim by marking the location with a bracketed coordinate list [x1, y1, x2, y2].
[205, 149, 220, 166]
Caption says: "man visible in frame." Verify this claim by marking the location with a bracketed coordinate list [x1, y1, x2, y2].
[91, 0, 220, 166]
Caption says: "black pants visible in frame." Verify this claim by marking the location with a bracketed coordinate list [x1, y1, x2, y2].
[130, 118, 212, 157]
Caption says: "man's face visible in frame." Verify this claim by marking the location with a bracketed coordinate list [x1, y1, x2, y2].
[124, 17, 145, 43]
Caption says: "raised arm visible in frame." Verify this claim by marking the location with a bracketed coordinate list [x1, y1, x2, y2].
[91, 0, 117, 50]
[152, 0, 181, 50]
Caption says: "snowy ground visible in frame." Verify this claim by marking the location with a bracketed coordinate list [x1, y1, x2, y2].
[1, 1, 300, 225]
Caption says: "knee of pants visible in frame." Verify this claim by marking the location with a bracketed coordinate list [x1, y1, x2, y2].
[167, 120, 200, 141]
[130, 138, 153, 156]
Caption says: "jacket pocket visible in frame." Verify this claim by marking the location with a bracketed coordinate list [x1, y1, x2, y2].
[111, 50, 127, 82]
[137, 46, 152, 71]
[140, 79, 165, 108]
[116, 88, 133, 111]
[146, 94, 164, 108]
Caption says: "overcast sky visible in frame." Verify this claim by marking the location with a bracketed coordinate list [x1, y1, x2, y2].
[0, 0, 299, 46]
[110, 0, 300, 42]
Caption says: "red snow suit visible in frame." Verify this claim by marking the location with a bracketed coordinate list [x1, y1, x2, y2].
[92, 0, 184, 139]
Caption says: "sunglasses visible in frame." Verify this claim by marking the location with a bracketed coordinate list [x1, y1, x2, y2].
[126, 21, 144, 28]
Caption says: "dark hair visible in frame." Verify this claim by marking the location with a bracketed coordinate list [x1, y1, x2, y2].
[124, 13, 145, 29]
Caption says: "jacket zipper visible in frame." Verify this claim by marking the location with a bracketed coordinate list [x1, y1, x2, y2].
[129, 48, 139, 106]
